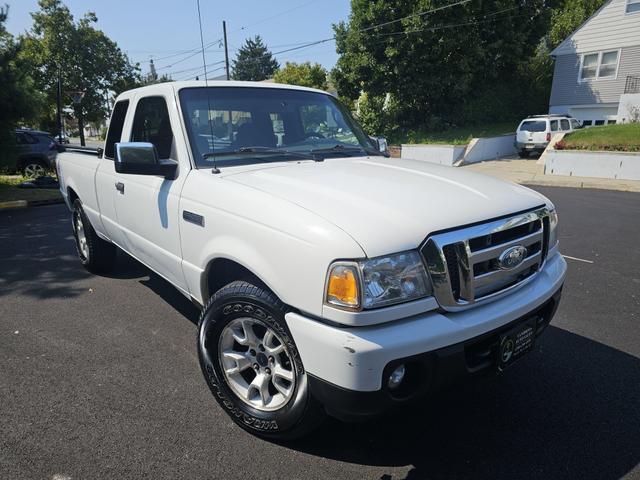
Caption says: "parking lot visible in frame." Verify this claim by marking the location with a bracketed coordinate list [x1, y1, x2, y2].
[1, 186, 639, 480]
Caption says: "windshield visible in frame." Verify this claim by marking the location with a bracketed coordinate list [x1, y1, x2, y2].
[519, 120, 547, 132]
[179, 87, 379, 168]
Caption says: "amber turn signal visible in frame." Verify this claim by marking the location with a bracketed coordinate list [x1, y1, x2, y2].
[326, 264, 360, 309]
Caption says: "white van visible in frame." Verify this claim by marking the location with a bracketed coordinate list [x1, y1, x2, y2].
[515, 115, 582, 158]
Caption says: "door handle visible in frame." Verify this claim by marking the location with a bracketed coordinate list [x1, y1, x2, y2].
[115, 181, 125, 194]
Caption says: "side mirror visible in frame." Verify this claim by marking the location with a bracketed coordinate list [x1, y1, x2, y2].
[114, 142, 177, 179]
[370, 136, 390, 156]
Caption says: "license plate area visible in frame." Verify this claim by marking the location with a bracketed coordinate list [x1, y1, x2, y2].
[498, 317, 537, 371]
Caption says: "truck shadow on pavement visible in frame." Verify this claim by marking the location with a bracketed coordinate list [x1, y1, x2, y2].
[291, 327, 640, 480]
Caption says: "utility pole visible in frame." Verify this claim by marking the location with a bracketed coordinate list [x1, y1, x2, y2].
[56, 65, 63, 143]
[149, 58, 158, 82]
[223, 20, 230, 80]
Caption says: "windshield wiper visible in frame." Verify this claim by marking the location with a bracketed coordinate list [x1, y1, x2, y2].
[202, 146, 317, 162]
[310, 144, 382, 157]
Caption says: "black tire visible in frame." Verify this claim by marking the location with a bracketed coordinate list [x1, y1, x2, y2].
[72, 199, 117, 273]
[197, 280, 326, 440]
[518, 150, 530, 159]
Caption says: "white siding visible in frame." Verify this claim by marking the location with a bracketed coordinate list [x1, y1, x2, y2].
[551, 0, 640, 55]
[549, 45, 640, 105]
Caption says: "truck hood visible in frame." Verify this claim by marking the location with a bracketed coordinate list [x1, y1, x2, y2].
[224, 157, 548, 257]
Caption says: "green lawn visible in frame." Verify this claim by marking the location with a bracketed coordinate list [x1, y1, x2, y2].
[393, 122, 517, 146]
[0, 175, 62, 203]
[559, 123, 640, 152]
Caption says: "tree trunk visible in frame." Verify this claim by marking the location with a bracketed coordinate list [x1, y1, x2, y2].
[78, 108, 85, 147]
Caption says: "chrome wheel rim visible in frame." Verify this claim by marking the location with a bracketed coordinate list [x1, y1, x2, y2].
[218, 317, 296, 412]
[74, 211, 89, 261]
[24, 163, 46, 178]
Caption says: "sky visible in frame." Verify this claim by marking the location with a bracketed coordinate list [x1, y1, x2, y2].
[4, 0, 351, 79]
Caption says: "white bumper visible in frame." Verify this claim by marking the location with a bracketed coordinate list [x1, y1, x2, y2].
[285, 251, 567, 392]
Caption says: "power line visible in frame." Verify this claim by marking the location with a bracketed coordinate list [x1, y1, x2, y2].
[155, 39, 223, 71]
[355, 0, 471, 33]
[139, 0, 319, 68]
[164, 59, 225, 77]
[173, 0, 504, 81]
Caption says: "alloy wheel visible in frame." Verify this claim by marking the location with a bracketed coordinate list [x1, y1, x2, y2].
[24, 163, 46, 179]
[218, 317, 296, 411]
[74, 211, 89, 261]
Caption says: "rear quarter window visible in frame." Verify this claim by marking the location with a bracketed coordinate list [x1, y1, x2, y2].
[519, 121, 547, 132]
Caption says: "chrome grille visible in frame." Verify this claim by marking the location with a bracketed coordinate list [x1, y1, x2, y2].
[420, 207, 550, 311]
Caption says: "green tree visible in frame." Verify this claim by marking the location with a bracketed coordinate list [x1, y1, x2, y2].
[332, 0, 555, 135]
[0, 5, 43, 170]
[549, 0, 606, 48]
[274, 61, 328, 90]
[20, 0, 140, 145]
[231, 35, 279, 81]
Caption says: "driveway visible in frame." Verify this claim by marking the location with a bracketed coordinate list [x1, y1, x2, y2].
[1, 187, 639, 480]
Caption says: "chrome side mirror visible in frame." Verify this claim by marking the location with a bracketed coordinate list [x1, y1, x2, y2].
[114, 142, 177, 179]
[370, 136, 389, 156]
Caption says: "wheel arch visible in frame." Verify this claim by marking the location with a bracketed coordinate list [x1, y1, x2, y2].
[67, 186, 79, 204]
[202, 257, 276, 304]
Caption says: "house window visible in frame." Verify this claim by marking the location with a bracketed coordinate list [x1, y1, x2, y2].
[582, 120, 593, 126]
[627, 0, 640, 13]
[580, 53, 598, 80]
[579, 50, 619, 81]
[594, 120, 605, 125]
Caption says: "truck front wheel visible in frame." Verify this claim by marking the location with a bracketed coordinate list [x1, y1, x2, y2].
[72, 199, 116, 273]
[197, 281, 325, 439]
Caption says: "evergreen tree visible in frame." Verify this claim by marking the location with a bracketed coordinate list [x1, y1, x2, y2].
[232, 35, 279, 81]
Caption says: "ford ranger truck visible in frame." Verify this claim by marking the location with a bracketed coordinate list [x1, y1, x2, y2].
[56, 81, 567, 439]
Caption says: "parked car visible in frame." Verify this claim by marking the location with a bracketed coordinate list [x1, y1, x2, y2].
[55, 131, 70, 144]
[14, 129, 59, 177]
[57, 81, 566, 439]
[515, 115, 582, 158]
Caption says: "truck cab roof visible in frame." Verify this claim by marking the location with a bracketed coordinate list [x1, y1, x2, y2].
[115, 80, 331, 101]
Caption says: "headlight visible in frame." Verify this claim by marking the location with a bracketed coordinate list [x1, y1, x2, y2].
[325, 251, 432, 310]
[548, 207, 558, 248]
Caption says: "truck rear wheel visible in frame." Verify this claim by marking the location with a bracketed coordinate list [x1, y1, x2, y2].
[72, 199, 116, 273]
[197, 280, 325, 439]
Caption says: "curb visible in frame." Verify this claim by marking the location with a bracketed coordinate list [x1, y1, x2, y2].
[0, 197, 64, 210]
[522, 178, 640, 193]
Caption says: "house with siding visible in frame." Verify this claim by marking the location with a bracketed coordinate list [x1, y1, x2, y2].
[549, 0, 640, 125]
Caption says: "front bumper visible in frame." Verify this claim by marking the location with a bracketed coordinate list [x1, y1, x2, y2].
[285, 251, 567, 419]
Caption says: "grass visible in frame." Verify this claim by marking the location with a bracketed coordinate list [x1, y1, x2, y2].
[559, 123, 640, 152]
[394, 121, 518, 146]
[0, 175, 62, 204]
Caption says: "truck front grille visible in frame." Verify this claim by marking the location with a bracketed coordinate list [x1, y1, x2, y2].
[420, 207, 551, 311]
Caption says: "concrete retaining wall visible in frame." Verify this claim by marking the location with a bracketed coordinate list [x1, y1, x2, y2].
[617, 94, 640, 123]
[545, 150, 640, 181]
[400, 134, 517, 166]
[401, 144, 466, 166]
[462, 134, 517, 164]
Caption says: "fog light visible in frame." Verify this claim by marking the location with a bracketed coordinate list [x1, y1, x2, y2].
[388, 364, 406, 389]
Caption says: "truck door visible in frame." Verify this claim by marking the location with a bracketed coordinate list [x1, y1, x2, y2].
[113, 93, 189, 293]
[95, 99, 129, 247]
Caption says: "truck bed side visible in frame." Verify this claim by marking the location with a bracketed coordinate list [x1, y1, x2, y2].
[57, 150, 101, 230]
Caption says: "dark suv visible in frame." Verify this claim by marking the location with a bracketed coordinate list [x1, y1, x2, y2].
[15, 129, 59, 177]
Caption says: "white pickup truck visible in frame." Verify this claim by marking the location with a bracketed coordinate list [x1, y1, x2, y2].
[57, 81, 567, 439]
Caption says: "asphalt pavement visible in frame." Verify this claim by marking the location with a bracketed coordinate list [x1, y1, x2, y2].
[1, 186, 639, 480]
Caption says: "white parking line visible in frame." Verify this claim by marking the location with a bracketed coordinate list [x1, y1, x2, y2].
[562, 254, 594, 264]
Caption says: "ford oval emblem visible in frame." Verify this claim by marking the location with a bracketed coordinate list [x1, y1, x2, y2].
[498, 245, 528, 270]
